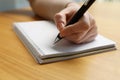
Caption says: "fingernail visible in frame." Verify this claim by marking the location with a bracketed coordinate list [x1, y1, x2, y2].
[60, 29, 65, 38]
[59, 22, 65, 31]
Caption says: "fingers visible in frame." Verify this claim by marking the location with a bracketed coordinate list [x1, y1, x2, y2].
[60, 21, 89, 37]
[76, 24, 98, 43]
[63, 12, 97, 44]
[65, 23, 97, 44]
[54, 5, 77, 32]
[60, 13, 91, 37]
[54, 13, 66, 31]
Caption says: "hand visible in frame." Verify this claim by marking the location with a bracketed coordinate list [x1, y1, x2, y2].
[54, 2, 97, 44]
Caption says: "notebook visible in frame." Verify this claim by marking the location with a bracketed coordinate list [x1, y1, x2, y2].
[13, 21, 116, 64]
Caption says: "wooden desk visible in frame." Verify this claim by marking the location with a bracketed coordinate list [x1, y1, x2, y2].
[0, 2, 120, 80]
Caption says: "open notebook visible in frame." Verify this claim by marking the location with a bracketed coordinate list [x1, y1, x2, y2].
[13, 21, 116, 64]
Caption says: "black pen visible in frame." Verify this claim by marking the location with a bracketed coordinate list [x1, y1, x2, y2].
[54, 0, 96, 43]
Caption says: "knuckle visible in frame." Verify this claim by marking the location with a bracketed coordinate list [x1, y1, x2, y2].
[72, 34, 82, 44]
[55, 13, 62, 18]
[54, 13, 61, 20]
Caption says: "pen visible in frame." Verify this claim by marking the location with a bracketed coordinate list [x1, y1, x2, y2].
[54, 0, 96, 44]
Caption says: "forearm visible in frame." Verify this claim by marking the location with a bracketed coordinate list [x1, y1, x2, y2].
[29, 0, 72, 20]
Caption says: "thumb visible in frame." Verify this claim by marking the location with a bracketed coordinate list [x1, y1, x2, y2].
[54, 12, 66, 32]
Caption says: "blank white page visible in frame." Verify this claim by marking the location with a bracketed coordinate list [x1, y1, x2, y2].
[14, 21, 116, 58]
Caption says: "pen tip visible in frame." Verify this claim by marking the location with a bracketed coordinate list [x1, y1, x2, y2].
[54, 37, 61, 44]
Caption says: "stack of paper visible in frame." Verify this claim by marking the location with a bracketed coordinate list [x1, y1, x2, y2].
[13, 21, 116, 64]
